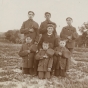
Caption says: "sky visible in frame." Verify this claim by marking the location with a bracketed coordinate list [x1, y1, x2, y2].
[0, 0, 88, 34]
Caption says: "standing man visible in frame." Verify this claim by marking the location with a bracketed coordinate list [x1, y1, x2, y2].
[20, 11, 39, 44]
[20, 11, 39, 75]
[39, 12, 57, 37]
[60, 17, 78, 70]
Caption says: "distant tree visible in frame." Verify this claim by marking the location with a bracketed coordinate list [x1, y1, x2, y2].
[5, 29, 22, 43]
[78, 22, 88, 47]
[5, 30, 13, 41]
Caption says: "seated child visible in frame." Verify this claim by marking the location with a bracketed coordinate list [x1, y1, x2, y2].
[35, 42, 54, 79]
[54, 39, 71, 77]
[19, 36, 37, 75]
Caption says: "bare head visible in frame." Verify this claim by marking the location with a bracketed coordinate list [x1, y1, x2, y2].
[59, 39, 66, 47]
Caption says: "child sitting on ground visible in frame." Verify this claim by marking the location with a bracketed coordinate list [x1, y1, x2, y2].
[54, 39, 71, 77]
[35, 42, 54, 79]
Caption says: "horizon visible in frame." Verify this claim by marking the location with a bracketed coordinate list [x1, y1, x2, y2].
[0, 0, 88, 34]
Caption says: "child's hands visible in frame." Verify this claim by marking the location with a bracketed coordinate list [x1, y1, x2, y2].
[58, 52, 62, 56]
[43, 54, 48, 58]
[48, 68, 51, 71]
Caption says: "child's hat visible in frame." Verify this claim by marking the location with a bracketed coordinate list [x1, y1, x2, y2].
[30, 44, 38, 52]
[46, 49, 55, 56]
[59, 38, 67, 42]
[47, 23, 55, 28]
[62, 49, 71, 59]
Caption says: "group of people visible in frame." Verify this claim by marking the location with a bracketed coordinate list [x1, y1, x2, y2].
[19, 11, 78, 79]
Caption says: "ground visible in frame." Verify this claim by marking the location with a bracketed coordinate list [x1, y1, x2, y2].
[0, 42, 88, 88]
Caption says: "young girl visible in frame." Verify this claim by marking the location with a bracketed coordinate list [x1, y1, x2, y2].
[54, 39, 71, 77]
[35, 42, 54, 79]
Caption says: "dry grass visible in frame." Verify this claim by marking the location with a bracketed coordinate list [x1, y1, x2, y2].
[0, 42, 88, 88]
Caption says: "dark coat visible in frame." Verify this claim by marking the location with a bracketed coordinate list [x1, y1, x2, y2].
[39, 33, 58, 49]
[54, 46, 71, 70]
[60, 26, 78, 48]
[19, 43, 35, 68]
[39, 20, 57, 36]
[35, 49, 53, 71]
[20, 19, 39, 43]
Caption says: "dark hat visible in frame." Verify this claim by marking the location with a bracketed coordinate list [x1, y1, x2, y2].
[47, 23, 54, 28]
[45, 12, 51, 16]
[26, 34, 32, 38]
[66, 17, 73, 21]
[72, 32, 78, 39]
[28, 11, 35, 15]
[46, 49, 55, 56]
[43, 41, 49, 44]
[59, 38, 67, 42]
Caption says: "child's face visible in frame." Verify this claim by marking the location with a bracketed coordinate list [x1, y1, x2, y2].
[26, 37, 32, 43]
[42, 43, 49, 50]
[59, 41, 66, 47]
[47, 27, 54, 34]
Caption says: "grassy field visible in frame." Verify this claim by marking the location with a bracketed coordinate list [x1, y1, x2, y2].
[0, 42, 88, 88]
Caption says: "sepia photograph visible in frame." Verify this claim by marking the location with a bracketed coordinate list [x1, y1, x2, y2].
[0, 0, 88, 88]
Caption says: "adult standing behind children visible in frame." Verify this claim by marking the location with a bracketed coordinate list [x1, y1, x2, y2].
[60, 17, 78, 70]
[20, 11, 39, 75]
[39, 12, 57, 37]
[20, 11, 39, 44]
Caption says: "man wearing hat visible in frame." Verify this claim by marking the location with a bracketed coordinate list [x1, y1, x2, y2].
[20, 11, 39, 44]
[20, 11, 39, 75]
[39, 12, 57, 37]
[60, 17, 78, 70]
